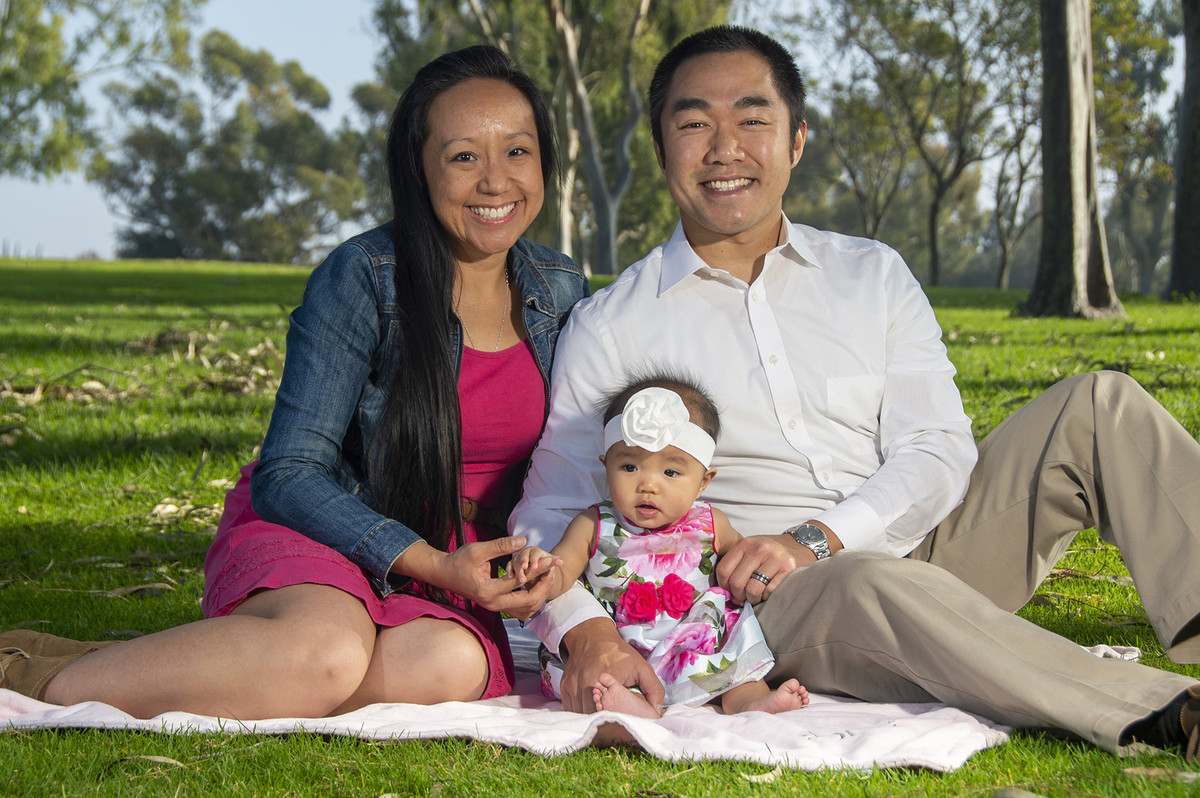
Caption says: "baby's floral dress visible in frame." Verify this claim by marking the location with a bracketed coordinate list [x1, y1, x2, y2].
[539, 500, 774, 707]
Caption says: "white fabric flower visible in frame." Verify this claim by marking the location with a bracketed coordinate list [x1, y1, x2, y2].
[602, 387, 716, 467]
[621, 388, 691, 452]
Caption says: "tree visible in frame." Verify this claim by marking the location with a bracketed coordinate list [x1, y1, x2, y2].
[820, 85, 916, 240]
[1022, 0, 1124, 317]
[0, 0, 203, 179]
[90, 30, 364, 263]
[1092, 0, 1179, 295]
[987, 5, 1043, 290]
[545, 0, 648, 275]
[1169, 0, 1200, 297]
[806, 0, 1032, 286]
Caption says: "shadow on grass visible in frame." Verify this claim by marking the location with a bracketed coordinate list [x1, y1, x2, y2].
[3, 425, 262, 472]
[1, 264, 309, 309]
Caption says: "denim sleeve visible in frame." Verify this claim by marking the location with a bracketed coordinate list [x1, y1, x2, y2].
[249, 241, 422, 595]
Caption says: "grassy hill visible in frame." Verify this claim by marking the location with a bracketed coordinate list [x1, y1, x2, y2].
[2, 258, 1199, 796]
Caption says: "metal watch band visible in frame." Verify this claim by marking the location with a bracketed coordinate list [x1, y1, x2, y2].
[786, 523, 832, 560]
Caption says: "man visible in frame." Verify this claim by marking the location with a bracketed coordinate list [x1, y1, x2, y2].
[510, 25, 1200, 755]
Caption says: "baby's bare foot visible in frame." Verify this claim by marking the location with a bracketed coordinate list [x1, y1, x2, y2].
[592, 672, 661, 719]
[742, 679, 810, 714]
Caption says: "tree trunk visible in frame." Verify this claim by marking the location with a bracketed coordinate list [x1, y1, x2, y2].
[1022, 0, 1124, 317]
[544, 0, 649, 275]
[1168, 0, 1200, 298]
[927, 189, 941, 286]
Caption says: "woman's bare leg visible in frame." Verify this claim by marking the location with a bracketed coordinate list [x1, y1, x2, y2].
[333, 617, 490, 713]
[42, 584, 376, 719]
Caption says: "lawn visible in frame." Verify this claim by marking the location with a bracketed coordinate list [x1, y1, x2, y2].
[2, 258, 1199, 796]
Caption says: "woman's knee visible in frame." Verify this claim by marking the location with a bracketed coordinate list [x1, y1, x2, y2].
[232, 585, 376, 706]
[377, 618, 490, 703]
[417, 620, 490, 702]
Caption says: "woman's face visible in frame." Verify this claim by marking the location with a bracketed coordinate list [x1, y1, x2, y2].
[421, 78, 545, 268]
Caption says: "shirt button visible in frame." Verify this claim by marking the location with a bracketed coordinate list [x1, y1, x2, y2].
[787, 419, 797, 430]
[822, 471, 832, 481]
[750, 291, 761, 302]
[769, 354, 778, 364]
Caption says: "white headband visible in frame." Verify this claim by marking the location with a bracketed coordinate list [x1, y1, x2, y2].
[602, 387, 716, 468]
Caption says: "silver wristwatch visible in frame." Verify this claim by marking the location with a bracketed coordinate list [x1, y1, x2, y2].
[785, 523, 831, 560]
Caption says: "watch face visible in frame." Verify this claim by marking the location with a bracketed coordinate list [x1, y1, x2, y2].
[794, 524, 824, 544]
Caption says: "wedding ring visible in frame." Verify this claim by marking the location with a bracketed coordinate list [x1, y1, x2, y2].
[751, 571, 771, 586]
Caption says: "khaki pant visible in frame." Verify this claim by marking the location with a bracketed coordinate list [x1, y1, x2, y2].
[757, 372, 1200, 750]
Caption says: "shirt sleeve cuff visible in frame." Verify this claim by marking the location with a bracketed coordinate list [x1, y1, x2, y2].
[526, 581, 611, 654]
[811, 498, 886, 553]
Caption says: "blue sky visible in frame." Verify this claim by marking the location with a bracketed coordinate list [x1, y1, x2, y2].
[0, 0, 379, 259]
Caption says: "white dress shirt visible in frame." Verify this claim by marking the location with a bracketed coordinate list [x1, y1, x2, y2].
[511, 216, 978, 649]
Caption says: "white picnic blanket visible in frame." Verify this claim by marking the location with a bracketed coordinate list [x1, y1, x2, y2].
[0, 622, 1020, 771]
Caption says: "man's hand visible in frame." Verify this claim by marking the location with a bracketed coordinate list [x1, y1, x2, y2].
[559, 618, 664, 714]
[718, 522, 843, 605]
[717, 533, 810, 605]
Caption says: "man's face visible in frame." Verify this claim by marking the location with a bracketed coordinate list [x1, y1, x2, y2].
[656, 50, 805, 252]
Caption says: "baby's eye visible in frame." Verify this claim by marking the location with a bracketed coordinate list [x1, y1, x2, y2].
[621, 464, 637, 472]
[664, 469, 680, 478]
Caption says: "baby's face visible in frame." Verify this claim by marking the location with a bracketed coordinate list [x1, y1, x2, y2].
[602, 441, 714, 530]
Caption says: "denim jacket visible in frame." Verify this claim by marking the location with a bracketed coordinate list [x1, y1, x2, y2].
[250, 221, 588, 596]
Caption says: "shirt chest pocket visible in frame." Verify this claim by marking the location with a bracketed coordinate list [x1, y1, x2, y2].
[825, 375, 886, 434]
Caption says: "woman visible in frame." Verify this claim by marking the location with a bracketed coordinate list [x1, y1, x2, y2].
[0, 45, 588, 719]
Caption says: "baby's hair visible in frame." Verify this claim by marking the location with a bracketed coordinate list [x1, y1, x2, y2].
[601, 371, 721, 441]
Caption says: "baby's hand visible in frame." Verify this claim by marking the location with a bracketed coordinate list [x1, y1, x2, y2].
[511, 546, 557, 586]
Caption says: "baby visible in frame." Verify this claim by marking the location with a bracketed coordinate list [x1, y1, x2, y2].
[513, 374, 808, 718]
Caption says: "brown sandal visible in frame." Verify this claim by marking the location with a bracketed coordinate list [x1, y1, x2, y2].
[0, 630, 118, 701]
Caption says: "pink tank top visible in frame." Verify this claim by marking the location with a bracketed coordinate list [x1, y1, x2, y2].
[457, 340, 545, 515]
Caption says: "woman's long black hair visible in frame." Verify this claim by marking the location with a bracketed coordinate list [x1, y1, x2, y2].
[370, 45, 558, 593]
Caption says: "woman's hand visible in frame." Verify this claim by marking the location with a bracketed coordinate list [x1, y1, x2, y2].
[392, 536, 555, 616]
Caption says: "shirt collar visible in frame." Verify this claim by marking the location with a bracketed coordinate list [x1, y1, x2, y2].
[658, 214, 822, 296]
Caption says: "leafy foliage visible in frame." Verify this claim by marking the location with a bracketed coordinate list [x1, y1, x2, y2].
[0, 0, 202, 179]
[88, 30, 365, 263]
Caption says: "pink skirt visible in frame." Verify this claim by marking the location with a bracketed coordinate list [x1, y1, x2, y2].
[202, 464, 514, 699]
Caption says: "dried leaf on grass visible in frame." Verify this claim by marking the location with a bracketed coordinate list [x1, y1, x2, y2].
[1123, 767, 1200, 783]
[149, 498, 221, 525]
[1, 365, 149, 407]
[183, 337, 282, 397]
[104, 583, 176, 598]
[739, 765, 782, 784]
[1048, 567, 1134, 588]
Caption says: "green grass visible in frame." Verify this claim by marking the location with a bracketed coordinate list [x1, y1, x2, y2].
[2, 259, 1200, 796]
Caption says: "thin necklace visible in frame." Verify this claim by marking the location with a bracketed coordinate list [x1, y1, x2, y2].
[459, 267, 510, 352]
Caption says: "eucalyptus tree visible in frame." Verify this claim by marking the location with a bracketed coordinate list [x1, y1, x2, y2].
[1092, 0, 1180, 295]
[91, 30, 364, 263]
[0, 0, 204, 179]
[1022, 0, 1124, 318]
[803, 0, 1033, 286]
[1169, 0, 1200, 297]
